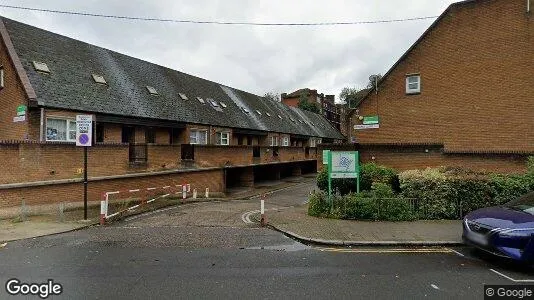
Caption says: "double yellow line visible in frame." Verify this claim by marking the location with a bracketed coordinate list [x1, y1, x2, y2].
[315, 247, 454, 254]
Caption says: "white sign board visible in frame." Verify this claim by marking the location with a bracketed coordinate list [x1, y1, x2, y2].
[76, 115, 93, 147]
[330, 151, 358, 178]
[13, 115, 26, 122]
[354, 124, 380, 130]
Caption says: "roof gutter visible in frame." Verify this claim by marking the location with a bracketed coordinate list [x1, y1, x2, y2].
[0, 18, 37, 105]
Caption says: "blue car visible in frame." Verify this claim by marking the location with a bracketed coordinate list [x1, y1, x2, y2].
[463, 191, 534, 262]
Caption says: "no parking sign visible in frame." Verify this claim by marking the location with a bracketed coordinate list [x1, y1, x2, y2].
[76, 115, 93, 147]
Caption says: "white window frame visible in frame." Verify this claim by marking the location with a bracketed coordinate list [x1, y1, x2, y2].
[216, 132, 230, 145]
[270, 136, 278, 146]
[189, 129, 207, 145]
[282, 137, 289, 147]
[310, 138, 316, 148]
[46, 118, 77, 142]
[406, 74, 421, 94]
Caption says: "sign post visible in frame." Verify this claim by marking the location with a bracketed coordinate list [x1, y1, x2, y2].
[76, 115, 93, 220]
[327, 151, 360, 211]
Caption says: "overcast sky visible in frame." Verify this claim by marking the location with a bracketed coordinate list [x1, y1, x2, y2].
[0, 0, 458, 102]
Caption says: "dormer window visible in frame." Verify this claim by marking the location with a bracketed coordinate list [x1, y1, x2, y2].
[92, 74, 107, 84]
[406, 74, 421, 94]
[32, 61, 50, 73]
[146, 86, 158, 95]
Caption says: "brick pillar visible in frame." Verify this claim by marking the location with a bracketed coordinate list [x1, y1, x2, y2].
[238, 166, 254, 187]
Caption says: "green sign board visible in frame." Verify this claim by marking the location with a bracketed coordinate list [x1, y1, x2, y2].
[327, 151, 360, 198]
[16, 105, 27, 116]
[322, 150, 330, 165]
[362, 115, 379, 125]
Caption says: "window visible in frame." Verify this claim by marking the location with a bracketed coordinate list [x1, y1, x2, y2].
[146, 86, 158, 95]
[242, 107, 250, 113]
[96, 124, 104, 143]
[282, 137, 289, 147]
[0, 66, 4, 88]
[219, 102, 227, 108]
[266, 112, 271, 117]
[310, 138, 316, 148]
[209, 99, 219, 107]
[197, 97, 205, 104]
[189, 129, 207, 144]
[32, 61, 50, 73]
[406, 75, 421, 94]
[145, 127, 156, 143]
[270, 136, 278, 146]
[278, 115, 282, 119]
[92, 74, 107, 84]
[46, 118, 76, 142]
[178, 93, 188, 100]
[216, 132, 230, 145]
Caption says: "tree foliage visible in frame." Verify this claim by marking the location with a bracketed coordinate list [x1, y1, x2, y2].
[263, 92, 280, 102]
[297, 92, 320, 114]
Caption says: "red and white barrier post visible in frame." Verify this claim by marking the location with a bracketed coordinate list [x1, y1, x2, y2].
[182, 184, 187, 200]
[100, 192, 108, 225]
[205, 188, 209, 198]
[260, 194, 266, 227]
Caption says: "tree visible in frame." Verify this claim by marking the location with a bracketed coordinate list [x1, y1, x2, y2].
[339, 86, 361, 104]
[366, 74, 382, 89]
[263, 92, 280, 102]
[297, 92, 320, 114]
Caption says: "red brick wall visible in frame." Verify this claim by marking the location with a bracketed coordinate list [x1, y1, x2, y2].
[195, 145, 252, 167]
[317, 144, 528, 174]
[0, 33, 29, 140]
[0, 169, 224, 208]
[281, 97, 299, 108]
[0, 142, 129, 184]
[147, 144, 181, 170]
[352, 0, 534, 153]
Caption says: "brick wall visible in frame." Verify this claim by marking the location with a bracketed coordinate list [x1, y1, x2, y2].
[147, 144, 181, 170]
[317, 144, 528, 174]
[195, 145, 252, 167]
[0, 168, 224, 208]
[0, 33, 29, 140]
[352, 0, 534, 154]
[0, 142, 129, 184]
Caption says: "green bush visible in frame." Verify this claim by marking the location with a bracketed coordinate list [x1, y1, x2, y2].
[399, 168, 534, 220]
[528, 156, 534, 174]
[316, 163, 399, 195]
[308, 191, 330, 217]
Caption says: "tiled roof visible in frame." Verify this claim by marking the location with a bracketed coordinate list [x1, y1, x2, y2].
[2, 17, 343, 140]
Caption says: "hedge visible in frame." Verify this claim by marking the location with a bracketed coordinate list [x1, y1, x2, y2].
[316, 163, 399, 195]
[308, 183, 416, 221]
[399, 168, 534, 219]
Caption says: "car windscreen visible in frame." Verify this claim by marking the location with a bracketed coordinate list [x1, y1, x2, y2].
[505, 191, 534, 214]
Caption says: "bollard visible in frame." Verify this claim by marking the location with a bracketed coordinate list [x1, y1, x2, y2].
[20, 199, 27, 222]
[193, 189, 197, 199]
[100, 200, 106, 225]
[260, 199, 266, 227]
[58, 202, 65, 223]
[205, 188, 209, 198]
[187, 184, 191, 193]
[182, 184, 187, 200]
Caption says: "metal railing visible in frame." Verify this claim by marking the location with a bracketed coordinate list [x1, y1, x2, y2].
[129, 143, 148, 165]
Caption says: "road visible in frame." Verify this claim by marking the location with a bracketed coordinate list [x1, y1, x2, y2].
[1, 180, 533, 299]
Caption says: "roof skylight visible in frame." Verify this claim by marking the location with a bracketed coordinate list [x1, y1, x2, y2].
[197, 97, 205, 104]
[256, 110, 262, 115]
[220, 102, 227, 108]
[92, 74, 107, 84]
[278, 115, 282, 119]
[242, 107, 250, 113]
[208, 99, 219, 107]
[179, 93, 188, 100]
[266, 113, 271, 117]
[32, 61, 50, 73]
[146, 86, 158, 95]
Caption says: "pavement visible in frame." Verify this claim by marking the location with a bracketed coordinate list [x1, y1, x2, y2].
[266, 206, 462, 246]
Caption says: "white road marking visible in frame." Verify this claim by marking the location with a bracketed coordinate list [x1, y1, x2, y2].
[447, 248, 465, 257]
[490, 269, 534, 283]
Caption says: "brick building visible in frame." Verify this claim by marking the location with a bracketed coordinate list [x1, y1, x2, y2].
[281, 88, 341, 131]
[0, 17, 343, 208]
[346, 0, 534, 173]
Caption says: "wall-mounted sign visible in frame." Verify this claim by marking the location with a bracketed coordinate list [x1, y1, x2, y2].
[13, 115, 26, 122]
[354, 124, 380, 130]
[16, 105, 27, 116]
[362, 115, 379, 125]
[76, 115, 93, 147]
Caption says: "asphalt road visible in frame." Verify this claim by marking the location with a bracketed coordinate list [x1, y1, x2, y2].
[1, 180, 533, 300]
